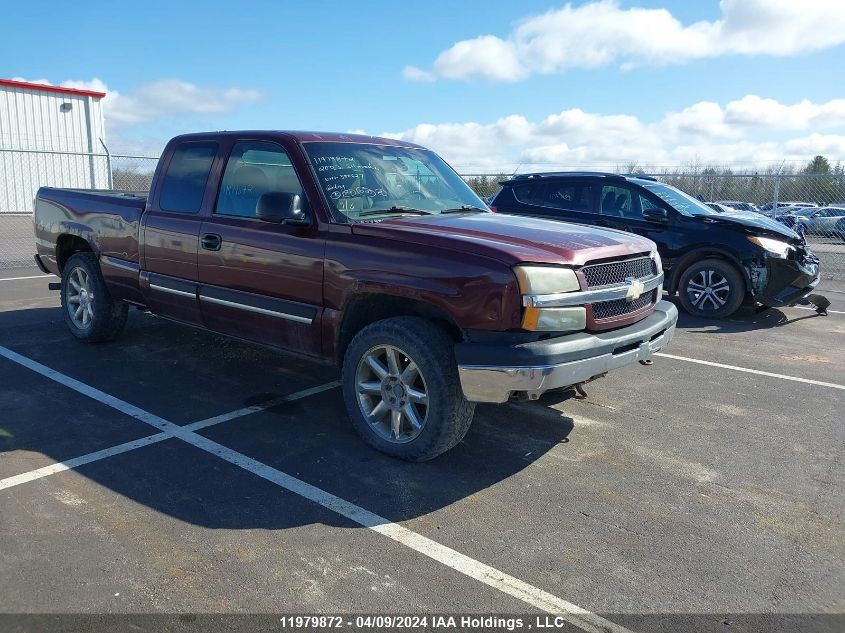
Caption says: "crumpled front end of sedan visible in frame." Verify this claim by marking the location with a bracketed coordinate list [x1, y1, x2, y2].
[745, 236, 821, 307]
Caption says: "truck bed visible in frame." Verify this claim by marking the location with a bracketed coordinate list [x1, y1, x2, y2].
[34, 187, 147, 275]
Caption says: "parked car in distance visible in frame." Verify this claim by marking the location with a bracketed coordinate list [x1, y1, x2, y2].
[760, 201, 818, 216]
[792, 206, 845, 237]
[33, 132, 678, 461]
[490, 172, 820, 319]
[705, 202, 738, 214]
[716, 200, 761, 214]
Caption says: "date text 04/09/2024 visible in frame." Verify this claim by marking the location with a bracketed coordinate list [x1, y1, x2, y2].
[277, 615, 577, 630]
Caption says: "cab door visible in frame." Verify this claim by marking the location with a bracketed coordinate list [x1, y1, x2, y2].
[197, 139, 324, 357]
[140, 140, 219, 324]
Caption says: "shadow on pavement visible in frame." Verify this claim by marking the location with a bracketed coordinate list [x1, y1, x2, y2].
[0, 305, 575, 531]
[666, 296, 825, 334]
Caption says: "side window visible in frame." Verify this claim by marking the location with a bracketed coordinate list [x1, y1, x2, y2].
[216, 141, 303, 218]
[639, 193, 663, 213]
[158, 142, 218, 213]
[600, 185, 639, 219]
[535, 183, 594, 212]
[512, 183, 535, 204]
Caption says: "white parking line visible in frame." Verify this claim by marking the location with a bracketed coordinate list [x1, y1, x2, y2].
[0, 274, 53, 282]
[0, 433, 170, 491]
[0, 346, 340, 491]
[0, 344, 631, 633]
[655, 352, 845, 390]
[785, 305, 845, 315]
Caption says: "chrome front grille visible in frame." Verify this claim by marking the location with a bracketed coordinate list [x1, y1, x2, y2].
[582, 254, 659, 323]
[592, 290, 657, 320]
[582, 255, 656, 288]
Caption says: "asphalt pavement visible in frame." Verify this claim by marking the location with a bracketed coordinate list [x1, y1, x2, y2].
[0, 268, 842, 633]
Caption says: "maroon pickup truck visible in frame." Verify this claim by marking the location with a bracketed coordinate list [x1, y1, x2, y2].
[34, 131, 677, 460]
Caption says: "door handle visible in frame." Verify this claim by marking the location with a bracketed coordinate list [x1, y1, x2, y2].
[201, 233, 222, 251]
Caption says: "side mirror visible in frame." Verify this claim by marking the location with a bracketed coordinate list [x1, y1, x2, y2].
[643, 207, 669, 222]
[256, 192, 309, 225]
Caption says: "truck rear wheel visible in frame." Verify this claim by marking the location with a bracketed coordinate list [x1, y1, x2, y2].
[341, 316, 475, 461]
[677, 258, 745, 318]
[61, 252, 128, 343]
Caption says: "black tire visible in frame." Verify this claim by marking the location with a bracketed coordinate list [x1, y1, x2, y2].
[60, 252, 128, 343]
[677, 258, 745, 318]
[341, 316, 475, 461]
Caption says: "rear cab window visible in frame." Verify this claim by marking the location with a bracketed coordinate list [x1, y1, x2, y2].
[158, 142, 218, 213]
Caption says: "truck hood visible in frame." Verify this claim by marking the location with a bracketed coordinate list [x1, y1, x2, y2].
[351, 213, 655, 266]
[698, 211, 802, 244]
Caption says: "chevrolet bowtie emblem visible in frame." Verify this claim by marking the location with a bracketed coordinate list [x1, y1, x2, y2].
[624, 278, 645, 301]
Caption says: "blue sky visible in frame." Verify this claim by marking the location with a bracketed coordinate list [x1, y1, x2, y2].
[3, 0, 845, 170]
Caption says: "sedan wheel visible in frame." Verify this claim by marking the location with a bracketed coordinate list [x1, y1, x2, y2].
[685, 269, 731, 312]
[677, 258, 745, 318]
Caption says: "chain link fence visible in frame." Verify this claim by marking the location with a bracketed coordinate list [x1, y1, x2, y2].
[0, 149, 157, 267]
[1, 149, 843, 281]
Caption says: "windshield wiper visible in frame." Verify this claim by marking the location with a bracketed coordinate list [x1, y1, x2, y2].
[441, 205, 488, 214]
[357, 206, 433, 217]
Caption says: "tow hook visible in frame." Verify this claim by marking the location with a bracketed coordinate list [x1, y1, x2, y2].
[573, 372, 608, 399]
[639, 359, 653, 366]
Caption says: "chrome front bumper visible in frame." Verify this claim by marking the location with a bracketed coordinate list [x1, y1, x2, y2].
[457, 300, 678, 403]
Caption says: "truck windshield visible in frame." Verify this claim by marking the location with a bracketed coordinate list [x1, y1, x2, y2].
[304, 142, 488, 221]
[640, 182, 718, 217]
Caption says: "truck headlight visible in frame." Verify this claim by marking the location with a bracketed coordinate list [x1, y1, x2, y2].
[513, 265, 579, 295]
[522, 306, 586, 332]
[748, 236, 793, 258]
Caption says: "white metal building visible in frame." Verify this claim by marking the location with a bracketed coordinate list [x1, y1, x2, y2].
[0, 78, 109, 215]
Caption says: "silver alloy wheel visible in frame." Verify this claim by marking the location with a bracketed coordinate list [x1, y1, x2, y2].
[355, 344, 429, 443]
[686, 269, 731, 311]
[66, 266, 95, 329]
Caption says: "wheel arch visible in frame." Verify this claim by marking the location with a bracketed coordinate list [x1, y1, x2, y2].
[336, 293, 463, 364]
[667, 247, 749, 294]
[55, 233, 95, 273]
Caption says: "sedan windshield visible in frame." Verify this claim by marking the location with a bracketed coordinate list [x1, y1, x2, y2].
[304, 142, 488, 221]
[640, 182, 718, 216]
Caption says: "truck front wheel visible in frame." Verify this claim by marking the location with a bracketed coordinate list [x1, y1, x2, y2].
[341, 316, 475, 461]
[61, 252, 128, 343]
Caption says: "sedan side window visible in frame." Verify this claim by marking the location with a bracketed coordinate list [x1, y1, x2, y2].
[600, 185, 640, 219]
[535, 183, 594, 212]
[216, 141, 303, 218]
[512, 183, 536, 204]
[639, 194, 663, 213]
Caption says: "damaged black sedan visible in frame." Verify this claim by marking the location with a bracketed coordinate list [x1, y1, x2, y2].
[490, 173, 821, 318]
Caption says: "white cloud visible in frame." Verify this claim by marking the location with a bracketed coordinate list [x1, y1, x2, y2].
[405, 0, 845, 82]
[384, 95, 845, 171]
[401, 66, 436, 82]
[13, 77, 261, 129]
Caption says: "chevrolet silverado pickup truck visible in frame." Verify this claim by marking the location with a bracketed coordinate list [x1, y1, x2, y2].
[34, 131, 678, 460]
